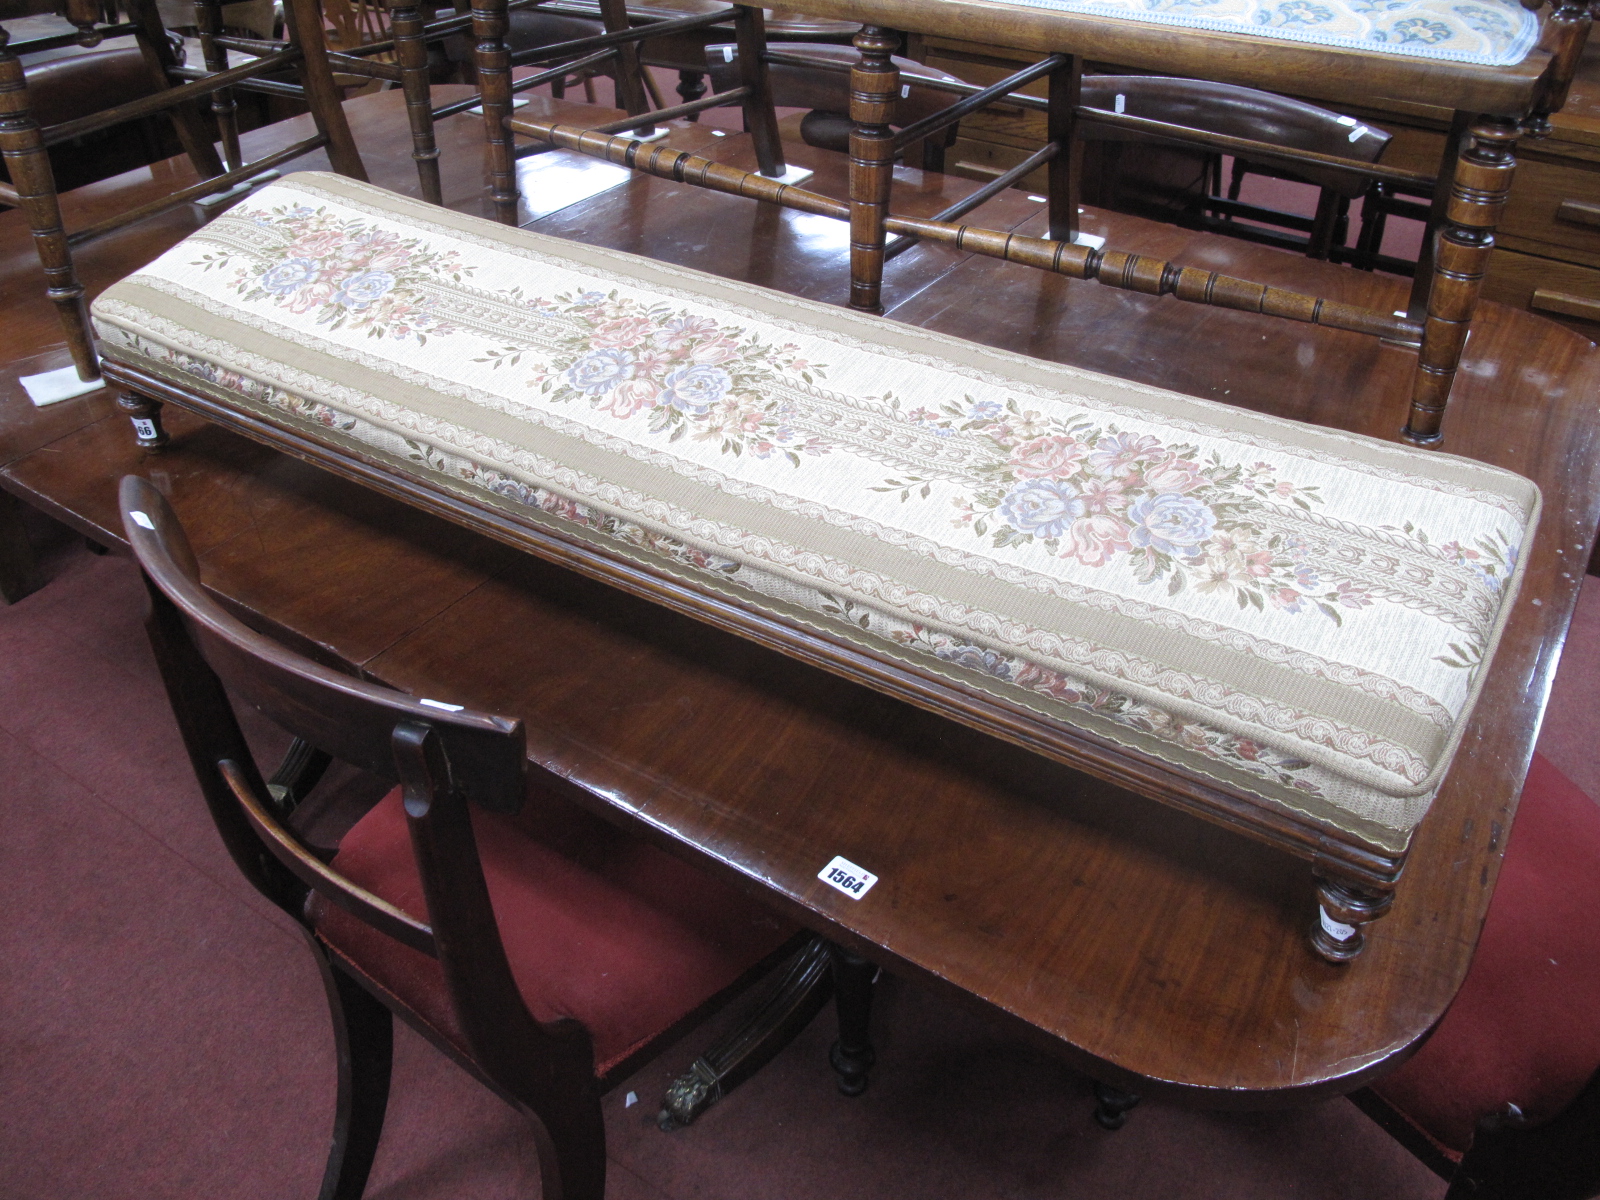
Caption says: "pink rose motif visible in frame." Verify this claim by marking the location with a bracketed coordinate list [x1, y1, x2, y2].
[1243, 550, 1274, 578]
[1141, 453, 1207, 494]
[1063, 513, 1133, 567]
[634, 348, 673, 377]
[593, 316, 655, 350]
[285, 282, 336, 314]
[690, 339, 740, 366]
[596, 378, 659, 418]
[287, 230, 345, 259]
[1010, 436, 1088, 479]
[1079, 476, 1127, 513]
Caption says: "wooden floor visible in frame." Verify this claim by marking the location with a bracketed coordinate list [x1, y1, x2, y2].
[5, 86, 1600, 1107]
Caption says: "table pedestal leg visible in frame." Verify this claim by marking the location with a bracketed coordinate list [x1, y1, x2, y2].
[829, 941, 877, 1095]
[1092, 1081, 1142, 1130]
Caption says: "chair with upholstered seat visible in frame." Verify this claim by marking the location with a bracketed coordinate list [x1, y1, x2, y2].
[119, 474, 800, 1199]
[1350, 753, 1600, 1199]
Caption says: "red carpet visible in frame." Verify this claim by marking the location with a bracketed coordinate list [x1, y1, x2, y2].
[10, 530, 1557, 1199]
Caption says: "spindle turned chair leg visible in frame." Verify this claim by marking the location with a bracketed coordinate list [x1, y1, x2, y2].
[1404, 114, 1517, 446]
[1092, 1080, 1142, 1130]
[828, 942, 877, 1096]
[733, 5, 784, 178]
[315, 945, 394, 1200]
[195, 0, 243, 171]
[847, 27, 899, 314]
[391, 0, 442, 204]
[677, 68, 707, 117]
[118, 389, 170, 450]
[475, 0, 519, 225]
[0, 30, 99, 382]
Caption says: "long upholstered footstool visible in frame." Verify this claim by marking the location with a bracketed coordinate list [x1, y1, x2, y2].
[91, 172, 1538, 962]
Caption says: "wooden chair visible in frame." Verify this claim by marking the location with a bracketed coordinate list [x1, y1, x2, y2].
[119, 474, 800, 1199]
[705, 41, 967, 172]
[1350, 753, 1600, 1199]
[1076, 76, 1392, 263]
[0, 0, 366, 392]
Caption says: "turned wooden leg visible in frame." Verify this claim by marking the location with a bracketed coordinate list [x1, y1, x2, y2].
[847, 27, 899, 314]
[118, 390, 170, 450]
[473, 0, 518, 225]
[62, 0, 104, 46]
[828, 941, 877, 1095]
[1404, 115, 1517, 446]
[1045, 56, 1082, 245]
[658, 935, 832, 1130]
[1092, 1080, 1142, 1130]
[0, 32, 99, 383]
[1310, 872, 1395, 963]
[677, 68, 707, 118]
[194, 0, 242, 171]
[1525, 0, 1591, 138]
[391, 0, 442, 205]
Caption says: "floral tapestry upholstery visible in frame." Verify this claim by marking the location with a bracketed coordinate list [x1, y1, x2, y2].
[983, 0, 1538, 66]
[91, 174, 1539, 854]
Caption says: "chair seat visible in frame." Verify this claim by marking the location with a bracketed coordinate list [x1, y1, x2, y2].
[966, 0, 1538, 67]
[312, 787, 796, 1076]
[1371, 754, 1600, 1153]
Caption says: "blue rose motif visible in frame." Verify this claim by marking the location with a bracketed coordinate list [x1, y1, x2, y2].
[566, 349, 636, 395]
[333, 270, 396, 309]
[935, 643, 1014, 679]
[661, 364, 732, 413]
[967, 399, 1003, 420]
[260, 258, 317, 295]
[1127, 493, 1216, 555]
[1389, 16, 1452, 42]
[999, 480, 1087, 539]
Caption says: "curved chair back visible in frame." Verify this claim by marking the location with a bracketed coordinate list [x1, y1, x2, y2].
[1080, 75, 1390, 198]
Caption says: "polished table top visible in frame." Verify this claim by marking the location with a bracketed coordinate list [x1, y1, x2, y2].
[5, 87, 1599, 1104]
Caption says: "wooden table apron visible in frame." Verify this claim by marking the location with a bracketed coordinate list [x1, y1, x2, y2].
[14, 90, 1600, 1107]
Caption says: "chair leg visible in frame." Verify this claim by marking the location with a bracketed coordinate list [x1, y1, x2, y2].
[473, 0, 519, 225]
[522, 1085, 607, 1200]
[847, 27, 899, 314]
[126, 0, 227, 179]
[1404, 114, 1517, 446]
[827, 941, 876, 1096]
[283, 0, 368, 181]
[312, 945, 394, 1200]
[0, 489, 37, 605]
[392, 0, 443, 204]
[0, 32, 100, 383]
[1092, 1080, 1142, 1130]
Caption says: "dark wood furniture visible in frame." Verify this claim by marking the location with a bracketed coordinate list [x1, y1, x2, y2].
[121, 470, 805, 1199]
[500, 0, 1592, 450]
[4, 90, 1599, 1117]
[0, 0, 366, 390]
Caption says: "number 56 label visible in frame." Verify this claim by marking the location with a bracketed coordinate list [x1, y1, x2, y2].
[817, 855, 878, 900]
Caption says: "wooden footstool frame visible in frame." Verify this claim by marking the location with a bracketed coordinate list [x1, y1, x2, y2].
[485, 0, 1593, 448]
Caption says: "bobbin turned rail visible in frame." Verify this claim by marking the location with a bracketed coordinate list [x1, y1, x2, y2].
[487, 0, 1585, 446]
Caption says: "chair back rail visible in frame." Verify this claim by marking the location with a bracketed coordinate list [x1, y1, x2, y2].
[118, 475, 589, 1066]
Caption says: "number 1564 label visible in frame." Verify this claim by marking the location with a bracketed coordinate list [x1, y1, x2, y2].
[818, 855, 878, 900]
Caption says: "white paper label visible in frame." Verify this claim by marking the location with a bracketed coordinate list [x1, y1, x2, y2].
[1114, 93, 1125, 114]
[901, 84, 910, 97]
[1335, 115, 1358, 126]
[132, 418, 158, 440]
[1348, 125, 1367, 143]
[818, 855, 877, 899]
[722, 45, 733, 62]
[129, 510, 155, 530]
[418, 698, 464, 712]
[1319, 905, 1357, 942]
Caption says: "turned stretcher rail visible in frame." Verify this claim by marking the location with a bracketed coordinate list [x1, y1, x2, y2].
[519, 121, 1424, 343]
